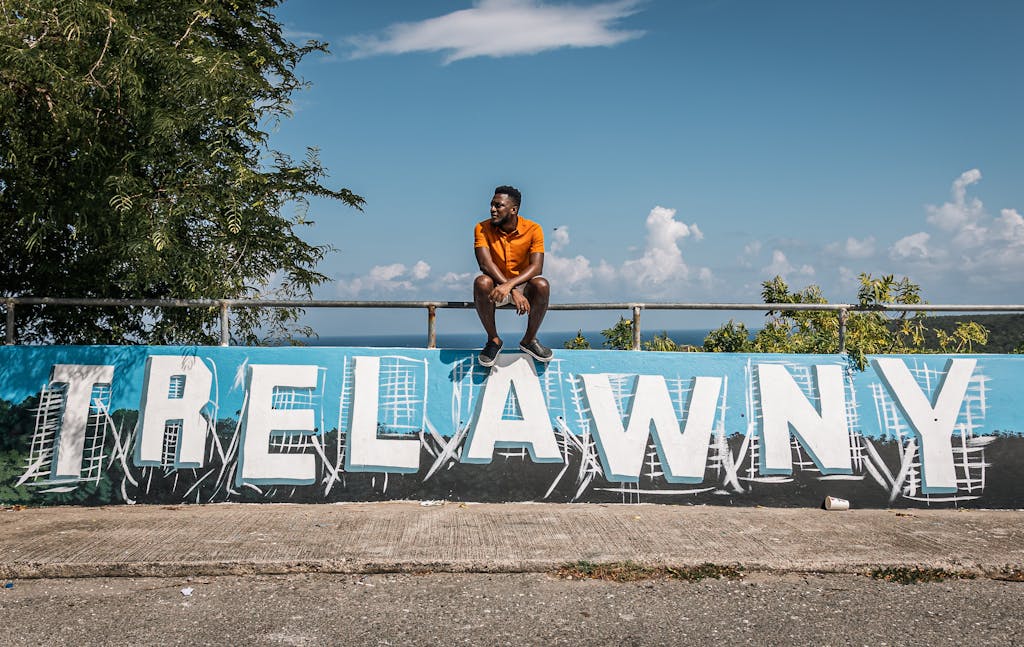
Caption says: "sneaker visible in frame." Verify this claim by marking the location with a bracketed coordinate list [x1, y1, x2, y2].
[519, 338, 553, 363]
[478, 339, 502, 367]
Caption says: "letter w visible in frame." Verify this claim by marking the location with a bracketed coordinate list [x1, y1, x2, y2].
[581, 374, 721, 483]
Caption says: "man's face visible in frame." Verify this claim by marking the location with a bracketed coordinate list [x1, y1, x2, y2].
[489, 193, 518, 227]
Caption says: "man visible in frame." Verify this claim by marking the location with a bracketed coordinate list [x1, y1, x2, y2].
[473, 185, 552, 367]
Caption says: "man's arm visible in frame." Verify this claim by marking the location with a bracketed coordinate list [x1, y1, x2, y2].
[488, 252, 544, 315]
[475, 246, 510, 285]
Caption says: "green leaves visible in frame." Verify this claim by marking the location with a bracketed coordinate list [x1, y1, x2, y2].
[1, 0, 364, 344]
[702, 273, 989, 369]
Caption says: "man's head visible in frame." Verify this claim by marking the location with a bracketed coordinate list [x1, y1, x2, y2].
[490, 185, 521, 229]
[494, 185, 521, 209]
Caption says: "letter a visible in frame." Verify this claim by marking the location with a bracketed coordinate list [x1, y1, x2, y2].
[463, 354, 561, 463]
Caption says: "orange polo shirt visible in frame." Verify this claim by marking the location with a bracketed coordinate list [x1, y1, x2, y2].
[474, 215, 544, 278]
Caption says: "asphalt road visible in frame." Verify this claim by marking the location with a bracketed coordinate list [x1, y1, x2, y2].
[2, 572, 1023, 646]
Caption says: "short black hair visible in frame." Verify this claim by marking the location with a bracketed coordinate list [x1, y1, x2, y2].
[494, 185, 521, 208]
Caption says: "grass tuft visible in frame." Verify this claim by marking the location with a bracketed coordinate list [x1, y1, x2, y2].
[557, 561, 743, 583]
[869, 566, 973, 585]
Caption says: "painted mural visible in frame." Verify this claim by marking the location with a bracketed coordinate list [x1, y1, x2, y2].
[0, 346, 1021, 507]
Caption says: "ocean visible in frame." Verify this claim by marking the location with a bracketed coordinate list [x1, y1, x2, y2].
[303, 329, 710, 349]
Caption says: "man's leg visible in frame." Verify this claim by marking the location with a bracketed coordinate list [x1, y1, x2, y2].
[474, 274, 500, 344]
[521, 277, 550, 344]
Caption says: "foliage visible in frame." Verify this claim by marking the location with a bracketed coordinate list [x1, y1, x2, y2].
[643, 331, 697, 352]
[1, 0, 363, 344]
[600, 317, 634, 350]
[564, 322, 697, 352]
[703, 273, 989, 368]
[702, 320, 753, 353]
[563, 329, 591, 349]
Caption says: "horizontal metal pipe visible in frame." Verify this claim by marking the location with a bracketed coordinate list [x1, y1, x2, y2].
[6, 297, 1024, 313]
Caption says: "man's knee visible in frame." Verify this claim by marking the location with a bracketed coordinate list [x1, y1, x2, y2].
[474, 274, 495, 294]
[527, 276, 550, 296]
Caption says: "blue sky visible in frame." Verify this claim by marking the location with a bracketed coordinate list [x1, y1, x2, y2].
[269, 0, 1023, 337]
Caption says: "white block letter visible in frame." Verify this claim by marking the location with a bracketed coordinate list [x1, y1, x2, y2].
[135, 356, 214, 468]
[757, 364, 851, 474]
[463, 354, 561, 463]
[50, 364, 115, 479]
[236, 364, 317, 486]
[582, 374, 721, 483]
[873, 358, 976, 492]
[345, 356, 420, 472]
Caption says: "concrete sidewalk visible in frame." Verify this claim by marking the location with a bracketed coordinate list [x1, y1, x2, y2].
[1, 502, 1023, 579]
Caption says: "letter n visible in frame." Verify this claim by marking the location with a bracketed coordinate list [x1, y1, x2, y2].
[757, 363, 852, 475]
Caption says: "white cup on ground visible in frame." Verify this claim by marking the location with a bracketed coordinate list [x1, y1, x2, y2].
[824, 496, 850, 511]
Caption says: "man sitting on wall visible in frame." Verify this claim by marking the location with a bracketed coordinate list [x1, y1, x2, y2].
[473, 185, 552, 367]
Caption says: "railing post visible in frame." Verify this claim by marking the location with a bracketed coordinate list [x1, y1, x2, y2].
[5, 299, 13, 345]
[426, 305, 437, 349]
[632, 305, 641, 351]
[219, 301, 230, 347]
[838, 307, 848, 353]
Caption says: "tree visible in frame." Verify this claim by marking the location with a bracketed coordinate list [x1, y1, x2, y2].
[703, 273, 988, 368]
[563, 330, 591, 350]
[1, 0, 363, 344]
[600, 316, 633, 350]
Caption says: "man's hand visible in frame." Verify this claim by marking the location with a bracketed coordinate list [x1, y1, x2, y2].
[489, 282, 512, 304]
[489, 283, 530, 315]
[510, 289, 530, 315]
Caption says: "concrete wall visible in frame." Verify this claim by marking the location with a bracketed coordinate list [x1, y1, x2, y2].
[1, 346, 1021, 507]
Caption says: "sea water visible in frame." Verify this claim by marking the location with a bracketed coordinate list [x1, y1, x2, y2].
[303, 329, 710, 349]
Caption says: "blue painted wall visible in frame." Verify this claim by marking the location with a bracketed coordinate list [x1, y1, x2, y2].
[0, 346, 1020, 507]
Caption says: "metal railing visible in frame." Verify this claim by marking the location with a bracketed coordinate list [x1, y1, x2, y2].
[4, 297, 1024, 351]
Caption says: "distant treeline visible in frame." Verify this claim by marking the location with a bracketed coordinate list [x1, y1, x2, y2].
[926, 314, 1024, 353]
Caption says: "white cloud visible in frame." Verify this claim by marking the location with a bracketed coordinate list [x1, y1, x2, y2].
[347, 0, 644, 63]
[410, 260, 431, 280]
[282, 28, 325, 42]
[440, 271, 475, 292]
[925, 168, 984, 231]
[737, 240, 762, 269]
[889, 232, 932, 262]
[995, 208, 1024, 244]
[761, 250, 814, 280]
[368, 263, 407, 282]
[825, 236, 875, 260]
[889, 171, 1023, 284]
[760, 169, 1023, 301]
[337, 261, 435, 297]
[534, 208, 712, 299]
[621, 206, 703, 290]
[543, 226, 598, 292]
[549, 226, 571, 252]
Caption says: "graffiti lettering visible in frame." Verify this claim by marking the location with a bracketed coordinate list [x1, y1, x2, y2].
[136, 355, 213, 468]
[463, 354, 562, 464]
[1, 346, 999, 506]
[50, 364, 115, 479]
[236, 364, 318, 486]
[872, 357, 976, 493]
[582, 374, 722, 483]
[345, 356, 420, 473]
[757, 363, 852, 475]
